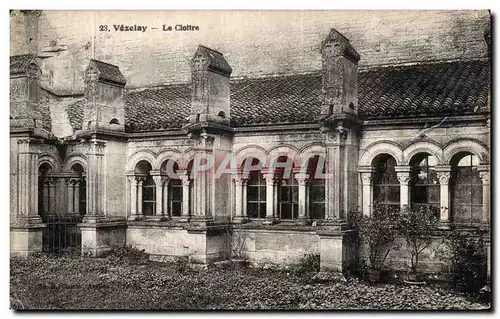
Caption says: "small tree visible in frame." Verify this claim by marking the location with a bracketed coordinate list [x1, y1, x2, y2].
[398, 205, 439, 281]
[437, 229, 488, 293]
[353, 204, 400, 275]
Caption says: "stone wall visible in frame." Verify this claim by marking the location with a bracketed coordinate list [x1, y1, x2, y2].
[10, 10, 490, 93]
[233, 227, 319, 265]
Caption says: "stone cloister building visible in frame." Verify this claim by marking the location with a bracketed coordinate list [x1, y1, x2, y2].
[10, 12, 491, 274]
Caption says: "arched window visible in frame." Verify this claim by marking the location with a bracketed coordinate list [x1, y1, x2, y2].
[451, 153, 482, 224]
[163, 160, 182, 217]
[276, 156, 298, 220]
[410, 154, 439, 211]
[135, 161, 155, 217]
[71, 163, 86, 215]
[38, 163, 52, 218]
[372, 154, 399, 211]
[308, 155, 326, 220]
[142, 175, 156, 216]
[244, 157, 266, 219]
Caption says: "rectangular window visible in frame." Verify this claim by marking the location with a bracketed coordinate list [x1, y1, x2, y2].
[169, 179, 183, 217]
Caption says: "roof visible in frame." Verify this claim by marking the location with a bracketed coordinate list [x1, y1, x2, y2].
[61, 59, 490, 133]
[10, 54, 35, 74]
[88, 59, 127, 85]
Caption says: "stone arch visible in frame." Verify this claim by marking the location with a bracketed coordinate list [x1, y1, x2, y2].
[155, 149, 184, 170]
[403, 140, 444, 165]
[62, 154, 88, 172]
[126, 150, 157, 171]
[234, 144, 267, 168]
[181, 148, 197, 170]
[299, 143, 327, 173]
[38, 154, 61, 172]
[443, 138, 490, 165]
[267, 144, 301, 168]
[359, 140, 404, 166]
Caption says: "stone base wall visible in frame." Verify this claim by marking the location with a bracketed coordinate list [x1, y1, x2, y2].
[126, 222, 231, 264]
[80, 222, 127, 255]
[10, 226, 45, 256]
[232, 226, 320, 266]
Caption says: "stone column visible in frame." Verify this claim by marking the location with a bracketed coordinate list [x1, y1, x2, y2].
[17, 138, 43, 223]
[295, 173, 310, 225]
[395, 166, 411, 209]
[242, 179, 248, 219]
[127, 176, 138, 220]
[436, 167, 451, 227]
[83, 140, 106, 221]
[136, 176, 145, 217]
[12, 138, 45, 256]
[162, 178, 169, 219]
[73, 179, 81, 214]
[359, 168, 373, 217]
[180, 174, 190, 222]
[67, 179, 74, 213]
[262, 172, 277, 224]
[152, 175, 164, 220]
[478, 166, 490, 224]
[48, 178, 57, 214]
[233, 175, 248, 223]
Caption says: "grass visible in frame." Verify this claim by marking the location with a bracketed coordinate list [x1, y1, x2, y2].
[10, 253, 490, 310]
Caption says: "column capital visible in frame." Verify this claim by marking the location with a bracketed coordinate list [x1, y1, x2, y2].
[135, 175, 146, 185]
[46, 177, 58, 186]
[360, 171, 372, 185]
[396, 171, 411, 185]
[294, 173, 309, 185]
[436, 171, 451, 185]
[479, 171, 490, 184]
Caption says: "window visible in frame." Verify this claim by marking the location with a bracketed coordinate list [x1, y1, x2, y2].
[38, 163, 52, 217]
[142, 175, 156, 216]
[451, 153, 482, 224]
[169, 179, 183, 217]
[247, 170, 266, 218]
[308, 156, 325, 219]
[79, 179, 87, 215]
[373, 154, 400, 211]
[135, 160, 155, 217]
[410, 154, 439, 211]
[275, 156, 298, 220]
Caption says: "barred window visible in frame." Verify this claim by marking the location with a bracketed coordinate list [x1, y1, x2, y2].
[373, 154, 400, 212]
[451, 153, 482, 224]
[308, 155, 325, 220]
[169, 178, 183, 217]
[410, 154, 439, 211]
[142, 175, 156, 216]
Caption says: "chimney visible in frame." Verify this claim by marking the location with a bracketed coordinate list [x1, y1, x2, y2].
[10, 55, 43, 129]
[189, 45, 232, 127]
[83, 59, 126, 131]
[320, 28, 360, 118]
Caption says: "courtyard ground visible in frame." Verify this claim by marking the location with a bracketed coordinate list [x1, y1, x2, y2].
[10, 252, 490, 310]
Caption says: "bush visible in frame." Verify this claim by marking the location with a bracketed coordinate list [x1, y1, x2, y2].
[100, 245, 150, 265]
[438, 230, 488, 293]
[351, 204, 400, 271]
[397, 206, 439, 279]
[290, 253, 320, 276]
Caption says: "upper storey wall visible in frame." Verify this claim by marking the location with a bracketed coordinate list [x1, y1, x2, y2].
[10, 10, 490, 93]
